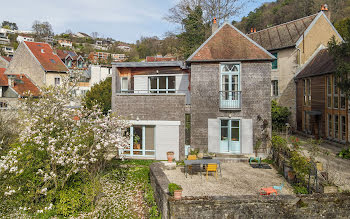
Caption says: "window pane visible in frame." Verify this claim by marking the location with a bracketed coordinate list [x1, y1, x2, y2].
[231, 120, 239, 127]
[221, 128, 228, 140]
[159, 77, 166, 89]
[341, 116, 346, 141]
[328, 114, 332, 137]
[145, 126, 155, 151]
[328, 96, 332, 108]
[334, 97, 339, 109]
[272, 53, 278, 69]
[168, 76, 175, 89]
[334, 115, 339, 139]
[327, 76, 332, 95]
[221, 120, 228, 127]
[133, 126, 143, 154]
[232, 75, 238, 91]
[231, 128, 239, 141]
[121, 78, 128, 90]
[341, 96, 346, 109]
[149, 77, 157, 90]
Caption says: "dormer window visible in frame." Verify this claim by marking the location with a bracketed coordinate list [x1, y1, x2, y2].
[41, 49, 45, 53]
[50, 59, 56, 63]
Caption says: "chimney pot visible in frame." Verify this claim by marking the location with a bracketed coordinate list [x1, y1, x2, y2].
[212, 17, 219, 34]
[41, 49, 44, 53]
[254, 28, 256, 33]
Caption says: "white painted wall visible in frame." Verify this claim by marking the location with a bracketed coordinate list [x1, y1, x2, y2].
[89, 65, 112, 86]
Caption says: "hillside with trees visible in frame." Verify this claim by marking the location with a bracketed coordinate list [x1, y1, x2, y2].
[236, 0, 350, 34]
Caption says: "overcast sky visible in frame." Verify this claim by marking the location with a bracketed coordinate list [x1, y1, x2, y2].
[1, 0, 264, 43]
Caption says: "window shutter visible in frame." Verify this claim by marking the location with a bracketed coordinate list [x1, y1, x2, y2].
[208, 119, 220, 153]
[241, 119, 253, 154]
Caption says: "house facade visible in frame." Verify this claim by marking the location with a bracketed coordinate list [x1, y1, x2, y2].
[295, 47, 349, 143]
[56, 49, 85, 69]
[112, 23, 274, 160]
[248, 8, 343, 128]
[0, 56, 11, 68]
[5, 41, 69, 88]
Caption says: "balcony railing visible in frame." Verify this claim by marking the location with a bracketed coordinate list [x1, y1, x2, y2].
[118, 90, 191, 105]
[220, 91, 241, 109]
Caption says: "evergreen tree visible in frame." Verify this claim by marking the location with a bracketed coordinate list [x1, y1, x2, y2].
[177, 6, 208, 59]
[83, 77, 111, 115]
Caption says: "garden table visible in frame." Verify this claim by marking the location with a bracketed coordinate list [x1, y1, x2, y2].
[184, 159, 222, 178]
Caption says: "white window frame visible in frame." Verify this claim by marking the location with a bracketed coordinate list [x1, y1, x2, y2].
[121, 77, 128, 93]
[148, 76, 176, 94]
[271, 80, 278, 96]
[54, 77, 61, 86]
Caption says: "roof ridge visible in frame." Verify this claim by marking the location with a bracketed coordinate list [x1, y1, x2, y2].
[248, 13, 319, 35]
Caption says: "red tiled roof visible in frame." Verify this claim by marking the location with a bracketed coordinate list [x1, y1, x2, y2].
[1, 56, 11, 62]
[248, 14, 318, 51]
[0, 70, 40, 96]
[188, 23, 274, 62]
[296, 49, 336, 79]
[0, 68, 7, 86]
[146, 56, 177, 62]
[24, 41, 68, 72]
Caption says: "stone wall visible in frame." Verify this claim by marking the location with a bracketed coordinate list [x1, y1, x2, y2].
[112, 94, 186, 159]
[190, 62, 272, 151]
[150, 163, 350, 219]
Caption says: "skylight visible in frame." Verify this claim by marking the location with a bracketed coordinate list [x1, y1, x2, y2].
[50, 59, 56, 63]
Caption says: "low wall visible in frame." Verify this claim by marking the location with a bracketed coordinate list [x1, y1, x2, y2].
[150, 163, 350, 219]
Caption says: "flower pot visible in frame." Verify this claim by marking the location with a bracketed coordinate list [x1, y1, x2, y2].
[287, 171, 295, 181]
[167, 151, 174, 163]
[174, 190, 182, 200]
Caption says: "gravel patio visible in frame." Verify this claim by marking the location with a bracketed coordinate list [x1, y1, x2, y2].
[163, 162, 294, 197]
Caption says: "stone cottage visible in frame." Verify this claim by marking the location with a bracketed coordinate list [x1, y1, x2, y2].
[112, 22, 275, 160]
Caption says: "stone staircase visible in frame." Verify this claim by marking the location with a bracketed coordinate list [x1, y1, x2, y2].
[214, 154, 250, 163]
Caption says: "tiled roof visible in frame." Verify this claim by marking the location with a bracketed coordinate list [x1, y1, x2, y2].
[296, 49, 336, 79]
[24, 41, 68, 72]
[0, 69, 40, 96]
[187, 23, 275, 62]
[248, 14, 318, 51]
[56, 49, 79, 60]
[0, 68, 7, 86]
[1, 56, 11, 62]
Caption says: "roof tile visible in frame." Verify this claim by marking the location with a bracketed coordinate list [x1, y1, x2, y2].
[24, 41, 68, 72]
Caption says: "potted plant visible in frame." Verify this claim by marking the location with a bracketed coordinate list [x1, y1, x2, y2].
[167, 151, 174, 163]
[133, 134, 141, 154]
[168, 183, 183, 200]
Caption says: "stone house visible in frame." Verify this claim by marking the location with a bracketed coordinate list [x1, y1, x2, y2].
[112, 22, 275, 160]
[0, 67, 40, 109]
[56, 49, 85, 69]
[247, 7, 343, 128]
[295, 46, 349, 143]
[0, 56, 11, 68]
[5, 41, 69, 87]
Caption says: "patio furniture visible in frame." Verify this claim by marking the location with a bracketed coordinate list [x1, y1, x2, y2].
[187, 155, 197, 160]
[190, 163, 202, 178]
[206, 163, 218, 180]
[260, 187, 278, 196]
[184, 159, 222, 178]
[273, 183, 284, 192]
[249, 157, 261, 165]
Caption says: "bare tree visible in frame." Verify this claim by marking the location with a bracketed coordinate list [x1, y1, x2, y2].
[91, 32, 99, 39]
[32, 20, 54, 39]
[164, 0, 255, 25]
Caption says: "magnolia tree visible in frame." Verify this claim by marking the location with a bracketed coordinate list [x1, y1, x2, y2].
[0, 75, 130, 213]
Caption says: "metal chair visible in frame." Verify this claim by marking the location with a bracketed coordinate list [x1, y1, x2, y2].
[206, 163, 218, 180]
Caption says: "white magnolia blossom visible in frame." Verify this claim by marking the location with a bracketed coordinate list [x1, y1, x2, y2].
[0, 74, 130, 198]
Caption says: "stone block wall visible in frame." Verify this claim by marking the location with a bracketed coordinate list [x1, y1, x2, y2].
[190, 62, 272, 151]
[112, 94, 186, 159]
[150, 163, 350, 219]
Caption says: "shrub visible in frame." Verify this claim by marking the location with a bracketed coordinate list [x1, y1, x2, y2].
[83, 77, 111, 115]
[271, 135, 288, 152]
[271, 100, 291, 131]
[338, 147, 350, 159]
[168, 183, 182, 196]
[290, 151, 311, 183]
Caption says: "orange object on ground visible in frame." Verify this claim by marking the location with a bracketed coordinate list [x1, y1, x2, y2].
[260, 187, 278, 196]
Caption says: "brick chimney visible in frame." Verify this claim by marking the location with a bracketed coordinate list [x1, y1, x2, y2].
[212, 17, 219, 34]
[321, 4, 331, 20]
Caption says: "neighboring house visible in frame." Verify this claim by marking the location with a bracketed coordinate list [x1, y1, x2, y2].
[5, 41, 69, 88]
[0, 32, 10, 45]
[117, 45, 131, 52]
[89, 52, 124, 63]
[146, 55, 177, 62]
[0, 68, 40, 109]
[112, 22, 274, 160]
[74, 32, 91, 38]
[16, 35, 35, 43]
[56, 49, 85, 69]
[295, 46, 348, 143]
[2, 46, 14, 56]
[247, 7, 343, 128]
[58, 39, 73, 48]
[0, 56, 11, 68]
[87, 64, 112, 86]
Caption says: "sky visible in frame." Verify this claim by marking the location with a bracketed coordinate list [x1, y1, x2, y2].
[0, 0, 265, 43]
